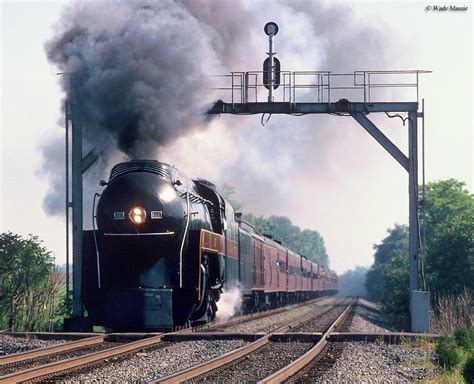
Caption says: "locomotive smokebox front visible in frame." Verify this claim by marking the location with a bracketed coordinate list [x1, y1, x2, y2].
[97, 171, 185, 276]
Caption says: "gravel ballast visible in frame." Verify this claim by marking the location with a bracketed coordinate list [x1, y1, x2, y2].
[346, 299, 396, 333]
[0, 335, 64, 356]
[0, 341, 122, 376]
[53, 339, 248, 383]
[222, 297, 341, 334]
[192, 341, 314, 383]
[292, 341, 434, 383]
[293, 304, 348, 333]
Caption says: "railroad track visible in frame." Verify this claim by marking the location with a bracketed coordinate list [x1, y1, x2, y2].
[258, 299, 354, 383]
[0, 336, 107, 377]
[0, 296, 332, 383]
[193, 295, 333, 333]
[0, 297, 440, 383]
[150, 297, 353, 383]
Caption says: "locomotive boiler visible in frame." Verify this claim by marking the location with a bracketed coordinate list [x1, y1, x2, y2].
[81, 160, 337, 331]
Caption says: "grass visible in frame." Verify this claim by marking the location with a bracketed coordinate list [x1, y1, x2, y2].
[422, 370, 465, 383]
[373, 331, 470, 382]
[400, 336, 437, 350]
[404, 346, 466, 383]
[424, 290, 474, 383]
[430, 289, 473, 335]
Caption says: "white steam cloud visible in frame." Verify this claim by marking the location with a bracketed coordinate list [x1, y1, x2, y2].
[216, 287, 242, 321]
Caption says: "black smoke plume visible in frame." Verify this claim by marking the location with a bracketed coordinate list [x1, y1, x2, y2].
[46, 0, 220, 159]
[42, 0, 407, 273]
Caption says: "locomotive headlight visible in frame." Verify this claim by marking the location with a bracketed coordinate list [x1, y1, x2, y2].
[129, 207, 146, 224]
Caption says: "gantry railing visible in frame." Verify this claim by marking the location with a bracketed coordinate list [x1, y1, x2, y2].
[212, 70, 431, 105]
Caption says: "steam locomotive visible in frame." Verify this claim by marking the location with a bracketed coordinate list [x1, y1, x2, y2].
[81, 160, 337, 330]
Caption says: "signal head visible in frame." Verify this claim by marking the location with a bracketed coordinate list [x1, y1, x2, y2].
[264, 22, 279, 36]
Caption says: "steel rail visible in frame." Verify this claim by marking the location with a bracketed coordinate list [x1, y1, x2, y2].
[0, 334, 169, 383]
[0, 335, 105, 367]
[151, 298, 347, 384]
[0, 297, 339, 383]
[0, 298, 320, 383]
[199, 295, 330, 332]
[257, 299, 356, 384]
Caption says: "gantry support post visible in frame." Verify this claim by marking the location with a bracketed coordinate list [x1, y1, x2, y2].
[408, 111, 419, 300]
[352, 110, 429, 332]
[71, 116, 83, 318]
[408, 110, 430, 332]
[65, 80, 99, 330]
[71, 134, 83, 316]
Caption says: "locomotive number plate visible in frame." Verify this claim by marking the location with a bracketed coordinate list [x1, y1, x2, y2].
[151, 211, 163, 219]
[114, 212, 125, 220]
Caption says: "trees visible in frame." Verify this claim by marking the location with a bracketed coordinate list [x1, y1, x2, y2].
[365, 225, 408, 303]
[365, 225, 410, 321]
[219, 183, 244, 212]
[338, 266, 369, 298]
[365, 179, 473, 327]
[423, 179, 474, 295]
[243, 214, 329, 267]
[0, 232, 61, 331]
[218, 183, 329, 266]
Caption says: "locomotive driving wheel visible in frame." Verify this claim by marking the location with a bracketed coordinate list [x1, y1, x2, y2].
[190, 264, 217, 324]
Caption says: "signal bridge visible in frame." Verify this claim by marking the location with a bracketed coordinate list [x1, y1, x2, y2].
[207, 23, 431, 332]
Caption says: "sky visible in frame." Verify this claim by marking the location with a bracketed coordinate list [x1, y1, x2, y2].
[1, 0, 472, 273]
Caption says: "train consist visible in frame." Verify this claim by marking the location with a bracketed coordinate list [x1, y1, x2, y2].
[81, 160, 338, 330]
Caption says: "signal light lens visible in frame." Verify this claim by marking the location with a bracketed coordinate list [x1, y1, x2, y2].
[129, 207, 146, 224]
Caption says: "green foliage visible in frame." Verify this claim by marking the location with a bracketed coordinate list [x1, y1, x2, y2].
[373, 224, 409, 265]
[243, 213, 275, 236]
[243, 213, 329, 267]
[434, 326, 474, 381]
[436, 333, 466, 371]
[219, 184, 328, 266]
[365, 263, 385, 302]
[455, 325, 474, 353]
[365, 225, 408, 303]
[423, 179, 474, 295]
[219, 183, 244, 212]
[380, 253, 410, 320]
[338, 266, 369, 297]
[365, 179, 473, 327]
[463, 353, 474, 383]
[0, 232, 60, 331]
[51, 289, 72, 331]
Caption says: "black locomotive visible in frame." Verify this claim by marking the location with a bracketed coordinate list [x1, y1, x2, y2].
[81, 160, 337, 331]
